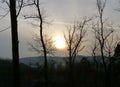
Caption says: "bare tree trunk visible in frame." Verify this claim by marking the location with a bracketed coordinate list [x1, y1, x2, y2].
[9, 0, 20, 87]
[36, 1, 48, 87]
[39, 13, 48, 87]
[96, 0, 112, 87]
[24, 0, 49, 86]
[68, 55, 74, 87]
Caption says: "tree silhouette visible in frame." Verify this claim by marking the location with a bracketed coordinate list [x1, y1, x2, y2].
[24, 0, 49, 87]
[114, 43, 120, 57]
[92, 0, 115, 87]
[9, 0, 20, 87]
[9, 0, 23, 87]
[29, 34, 56, 56]
[64, 18, 91, 87]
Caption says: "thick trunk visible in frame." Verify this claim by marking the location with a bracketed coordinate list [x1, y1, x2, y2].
[9, 0, 20, 87]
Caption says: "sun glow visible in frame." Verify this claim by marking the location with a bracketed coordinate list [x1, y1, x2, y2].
[54, 36, 66, 49]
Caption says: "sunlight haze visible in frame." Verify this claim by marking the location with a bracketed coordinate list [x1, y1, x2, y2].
[0, 0, 120, 58]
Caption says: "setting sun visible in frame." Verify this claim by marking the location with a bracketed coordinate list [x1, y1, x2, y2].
[54, 37, 66, 49]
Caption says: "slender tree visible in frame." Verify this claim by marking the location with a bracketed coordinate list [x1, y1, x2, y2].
[24, 0, 49, 87]
[92, 0, 115, 86]
[64, 18, 91, 87]
[92, 0, 113, 72]
[90, 39, 99, 69]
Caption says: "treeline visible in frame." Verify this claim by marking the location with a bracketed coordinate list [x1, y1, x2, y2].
[0, 57, 120, 87]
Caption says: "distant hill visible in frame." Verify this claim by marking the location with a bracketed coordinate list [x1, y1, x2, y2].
[0, 55, 109, 68]
[19, 55, 104, 67]
[19, 56, 66, 67]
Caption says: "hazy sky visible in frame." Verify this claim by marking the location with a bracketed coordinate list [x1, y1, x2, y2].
[0, 0, 120, 58]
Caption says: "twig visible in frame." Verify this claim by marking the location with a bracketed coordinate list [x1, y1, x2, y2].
[0, 26, 10, 32]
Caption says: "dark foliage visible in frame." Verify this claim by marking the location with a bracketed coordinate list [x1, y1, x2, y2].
[0, 57, 120, 87]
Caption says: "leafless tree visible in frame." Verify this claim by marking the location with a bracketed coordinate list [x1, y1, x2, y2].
[91, 22, 116, 63]
[9, 0, 24, 87]
[64, 18, 91, 87]
[92, 0, 116, 87]
[65, 22, 84, 65]
[91, 29, 119, 87]
[105, 33, 120, 84]
[23, 0, 49, 87]
[92, 0, 114, 72]
[90, 39, 99, 69]
[9, 1, 20, 87]
[64, 19, 92, 65]
[1, 0, 24, 87]
[1, 0, 25, 87]
[0, 0, 25, 87]
[29, 34, 56, 56]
